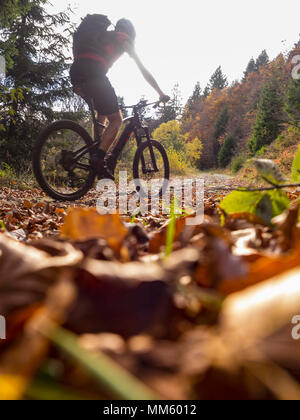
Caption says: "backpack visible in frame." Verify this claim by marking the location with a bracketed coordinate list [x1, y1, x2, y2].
[73, 14, 111, 56]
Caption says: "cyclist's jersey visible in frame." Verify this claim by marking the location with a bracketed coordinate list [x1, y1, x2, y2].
[74, 31, 131, 74]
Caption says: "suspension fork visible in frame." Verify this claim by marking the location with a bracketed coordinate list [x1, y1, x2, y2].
[143, 127, 158, 172]
[134, 129, 146, 172]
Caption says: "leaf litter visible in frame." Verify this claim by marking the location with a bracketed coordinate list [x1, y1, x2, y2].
[0, 182, 300, 400]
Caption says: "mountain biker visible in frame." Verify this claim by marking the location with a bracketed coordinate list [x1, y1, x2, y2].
[70, 15, 170, 179]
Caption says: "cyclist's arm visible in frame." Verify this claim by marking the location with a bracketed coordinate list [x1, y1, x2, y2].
[125, 43, 169, 101]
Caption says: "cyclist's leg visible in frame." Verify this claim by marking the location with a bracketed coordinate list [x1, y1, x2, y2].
[90, 76, 123, 153]
[95, 112, 107, 137]
[100, 110, 122, 152]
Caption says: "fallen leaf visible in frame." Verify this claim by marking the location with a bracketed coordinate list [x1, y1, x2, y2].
[61, 209, 128, 254]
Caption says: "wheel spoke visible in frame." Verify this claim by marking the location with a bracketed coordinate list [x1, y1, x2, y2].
[36, 124, 94, 199]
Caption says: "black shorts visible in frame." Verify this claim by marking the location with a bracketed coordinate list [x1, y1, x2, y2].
[70, 59, 119, 116]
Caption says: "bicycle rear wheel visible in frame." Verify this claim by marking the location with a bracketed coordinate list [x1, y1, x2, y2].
[33, 120, 96, 201]
[133, 140, 169, 198]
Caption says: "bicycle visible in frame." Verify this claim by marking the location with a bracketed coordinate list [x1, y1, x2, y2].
[33, 99, 170, 201]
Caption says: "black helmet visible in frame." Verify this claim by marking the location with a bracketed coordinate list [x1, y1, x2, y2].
[115, 18, 136, 41]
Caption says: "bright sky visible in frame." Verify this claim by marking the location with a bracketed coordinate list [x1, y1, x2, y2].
[51, 0, 300, 105]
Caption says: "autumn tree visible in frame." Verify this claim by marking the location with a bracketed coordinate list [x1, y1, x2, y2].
[209, 66, 228, 90]
[248, 78, 285, 153]
[213, 106, 229, 165]
[153, 120, 185, 153]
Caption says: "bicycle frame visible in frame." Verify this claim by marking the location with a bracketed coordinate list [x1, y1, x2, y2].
[72, 101, 159, 174]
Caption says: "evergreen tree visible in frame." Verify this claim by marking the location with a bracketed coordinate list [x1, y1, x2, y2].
[182, 81, 201, 122]
[158, 83, 183, 123]
[187, 81, 201, 110]
[0, 0, 30, 25]
[243, 58, 257, 81]
[214, 107, 229, 140]
[285, 79, 300, 126]
[218, 134, 236, 168]
[248, 78, 284, 153]
[0, 0, 74, 170]
[202, 85, 211, 99]
[256, 50, 269, 69]
[208, 66, 228, 90]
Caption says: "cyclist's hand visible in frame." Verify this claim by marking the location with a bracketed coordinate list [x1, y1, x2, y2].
[160, 94, 170, 104]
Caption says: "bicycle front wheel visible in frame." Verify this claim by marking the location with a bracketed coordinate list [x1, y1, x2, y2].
[133, 140, 169, 197]
[33, 120, 96, 201]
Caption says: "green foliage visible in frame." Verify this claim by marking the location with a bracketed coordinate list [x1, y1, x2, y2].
[255, 146, 268, 157]
[220, 189, 289, 225]
[0, 161, 18, 187]
[157, 83, 183, 123]
[185, 136, 203, 168]
[220, 156, 292, 225]
[165, 199, 176, 257]
[232, 155, 245, 173]
[248, 79, 284, 154]
[153, 120, 202, 173]
[243, 58, 257, 82]
[292, 146, 300, 182]
[208, 66, 228, 91]
[218, 134, 236, 168]
[185, 81, 201, 114]
[268, 189, 290, 217]
[153, 120, 185, 152]
[182, 82, 202, 123]
[214, 107, 229, 140]
[167, 147, 189, 175]
[0, 0, 32, 26]
[0, 0, 75, 170]
[256, 50, 269, 69]
[285, 79, 300, 126]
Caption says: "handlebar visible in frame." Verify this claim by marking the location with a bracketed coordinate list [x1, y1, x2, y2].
[121, 98, 169, 112]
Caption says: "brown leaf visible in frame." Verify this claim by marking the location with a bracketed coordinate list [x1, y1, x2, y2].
[61, 209, 128, 254]
[219, 246, 300, 294]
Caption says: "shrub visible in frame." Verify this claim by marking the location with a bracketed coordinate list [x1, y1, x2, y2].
[184, 136, 203, 169]
[255, 146, 268, 157]
[167, 147, 189, 175]
[232, 156, 245, 174]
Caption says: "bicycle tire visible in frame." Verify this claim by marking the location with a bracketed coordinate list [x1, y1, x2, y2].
[33, 120, 96, 201]
[133, 140, 170, 197]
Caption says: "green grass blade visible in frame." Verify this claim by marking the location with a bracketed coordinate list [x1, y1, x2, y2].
[44, 325, 160, 401]
[165, 198, 176, 257]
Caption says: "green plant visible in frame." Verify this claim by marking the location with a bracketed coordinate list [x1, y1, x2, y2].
[220, 152, 300, 225]
[292, 146, 300, 182]
[44, 325, 159, 400]
[232, 156, 245, 174]
[255, 146, 268, 157]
